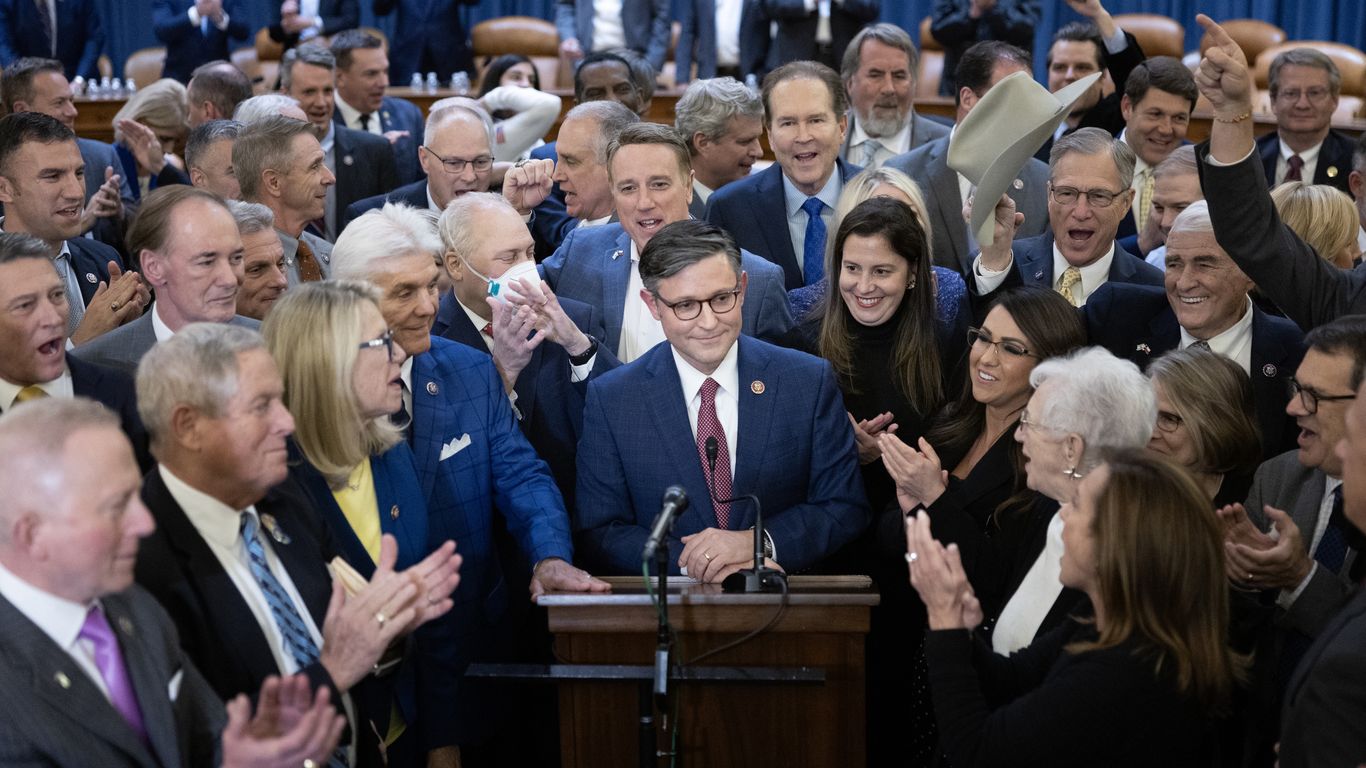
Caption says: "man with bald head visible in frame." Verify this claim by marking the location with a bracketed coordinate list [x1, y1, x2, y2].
[74, 186, 258, 374]
[0, 397, 347, 767]
[343, 102, 554, 227]
[186, 60, 253, 128]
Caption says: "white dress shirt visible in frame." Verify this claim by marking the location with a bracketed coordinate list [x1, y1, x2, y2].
[617, 240, 669, 362]
[0, 370, 73, 411]
[160, 466, 324, 675]
[714, 0, 743, 67]
[590, 0, 626, 50]
[1275, 138, 1323, 186]
[151, 302, 177, 342]
[1179, 297, 1254, 374]
[334, 93, 383, 138]
[783, 170, 842, 280]
[673, 341, 739, 478]
[0, 560, 111, 699]
[991, 513, 1066, 655]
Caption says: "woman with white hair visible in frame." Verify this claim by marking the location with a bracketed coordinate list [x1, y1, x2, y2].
[941, 346, 1157, 654]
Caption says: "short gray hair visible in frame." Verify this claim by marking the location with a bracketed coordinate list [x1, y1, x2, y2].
[1168, 199, 1213, 237]
[227, 199, 275, 235]
[332, 202, 443, 280]
[674, 77, 764, 154]
[424, 102, 494, 151]
[234, 94, 303, 125]
[233, 115, 317, 200]
[1050, 127, 1136, 190]
[841, 23, 919, 82]
[1152, 144, 1198, 182]
[184, 119, 240, 174]
[0, 230, 57, 267]
[563, 100, 640, 163]
[1268, 48, 1342, 98]
[135, 323, 267, 450]
[1029, 346, 1156, 466]
[280, 44, 335, 91]
[0, 398, 121, 532]
[437, 192, 511, 257]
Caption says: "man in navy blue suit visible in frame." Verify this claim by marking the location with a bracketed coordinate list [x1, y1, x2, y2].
[434, 192, 617, 508]
[707, 60, 863, 290]
[330, 201, 610, 756]
[0, 0, 102, 80]
[343, 102, 554, 230]
[1257, 48, 1356, 195]
[969, 126, 1163, 311]
[0, 233, 148, 469]
[373, 0, 478, 85]
[577, 220, 868, 579]
[0, 113, 147, 347]
[541, 122, 792, 362]
[152, 0, 251, 84]
[329, 30, 424, 186]
[1115, 56, 1196, 242]
[1083, 201, 1305, 459]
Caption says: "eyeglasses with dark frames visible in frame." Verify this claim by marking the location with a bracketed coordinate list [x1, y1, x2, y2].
[358, 329, 395, 361]
[421, 145, 494, 174]
[1048, 184, 1124, 208]
[653, 284, 742, 321]
[1288, 378, 1356, 414]
[967, 327, 1037, 358]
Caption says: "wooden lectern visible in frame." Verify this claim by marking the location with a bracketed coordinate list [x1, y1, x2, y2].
[535, 575, 878, 767]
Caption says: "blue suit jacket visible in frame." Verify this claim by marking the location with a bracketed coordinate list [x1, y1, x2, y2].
[1083, 282, 1306, 460]
[66, 236, 124, 308]
[151, 0, 250, 83]
[332, 95, 424, 187]
[343, 178, 428, 231]
[706, 159, 863, 290]
[406, 336, 573, 743]
[431, 293, 619, 509]
[576, 335, 869, 575]
[969, 232, 1163, 320]
[554, 0, 671, 71]
[539, 223, 794, 355]
[0, 0, 102, 79]
[374, 0, 478, 84]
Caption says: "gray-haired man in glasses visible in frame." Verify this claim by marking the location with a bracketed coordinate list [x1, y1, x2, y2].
[970, 127, 1163, 312]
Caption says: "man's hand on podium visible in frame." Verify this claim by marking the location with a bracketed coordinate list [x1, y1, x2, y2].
[530, 557, 611, 602]
[680, 528, 775, 583]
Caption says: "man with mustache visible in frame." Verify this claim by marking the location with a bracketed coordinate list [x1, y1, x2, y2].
[838, 23, 948, 171]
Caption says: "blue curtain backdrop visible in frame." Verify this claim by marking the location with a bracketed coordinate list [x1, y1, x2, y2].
[97, 0, 1365, 85]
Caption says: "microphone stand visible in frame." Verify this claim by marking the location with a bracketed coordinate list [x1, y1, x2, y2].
[704, 437, 787, 594]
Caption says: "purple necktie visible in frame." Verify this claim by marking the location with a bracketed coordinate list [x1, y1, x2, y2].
[79, 605, 149, 745]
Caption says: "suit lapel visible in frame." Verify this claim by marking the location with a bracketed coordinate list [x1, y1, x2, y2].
[1286, 587, 1366, 704]
[732, 338, 776, 531]
[643, 349, 714, 533]
[926, 144, 967, 268]
[601, 230, 634, 354]
[1019, 235, 1053, 286]
[1147, 308, 1181, 356]
[1250, 308, 1293, 450]
[257, 492, 332, 629]
[410, 351, 446, 503]
[754, 166, 799, 284]
[103, 594, 184, 768]
[0, 595, 159, 767]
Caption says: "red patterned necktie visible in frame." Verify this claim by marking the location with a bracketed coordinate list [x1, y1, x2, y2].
[1286, 154, 1304, 182]
[481, 322, 493, 337]
[694, 377, 733, 529]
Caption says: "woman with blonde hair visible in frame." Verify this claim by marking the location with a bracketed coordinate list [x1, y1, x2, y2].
[1271, 182, 1361, 269]
[112, 77, 190, 203]
[908, 448, 1242, 765]
[1146, 347, 1262, 505]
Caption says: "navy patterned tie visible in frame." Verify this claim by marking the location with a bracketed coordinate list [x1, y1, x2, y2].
[801, 197, 826, 286]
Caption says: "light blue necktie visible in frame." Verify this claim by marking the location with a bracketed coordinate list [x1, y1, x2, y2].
[801, 197, 826, 286]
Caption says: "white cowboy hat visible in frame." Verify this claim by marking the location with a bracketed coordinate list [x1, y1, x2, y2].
[948, 70, 1103, 246]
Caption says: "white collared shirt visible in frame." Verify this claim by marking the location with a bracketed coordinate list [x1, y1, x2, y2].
[992, 513, 1066, 655]
[151, 302, 176, 342]
[1279, 474, 1344, 609]
[458, 299, 494, 353]
[849, 115, 912, 168]
[425, 186, 444, 214]
[1179, 296, 1254, 374]
[297, 0, 322, 39]
[672, 341, 739, 477]
[783, 170, 842, 279]
[319, 123, 337, 240]
[159, 466, 324, 674]
[334, 93, 383, 138]
[619, 240, 668, 363]
[590, 0, 626, 50]
[1120, 128, 1154, 215]
[1276, 137, 1323, 186]
[579, 214, 613, 229]
[0, 370, 74, 411]
[400, 357, 414, 418]
[714, 0, 743, 67]
[0, 560, 111, 699]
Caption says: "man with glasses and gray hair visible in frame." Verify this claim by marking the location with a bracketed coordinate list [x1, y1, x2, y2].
[342, 102, 554, 228]
[576, 219, 867, 580]
[1258, 48, 1355, 193]
[971, 126, 1162, 308]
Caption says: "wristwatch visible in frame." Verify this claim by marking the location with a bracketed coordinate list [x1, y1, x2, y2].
[568, 335, 598, 366]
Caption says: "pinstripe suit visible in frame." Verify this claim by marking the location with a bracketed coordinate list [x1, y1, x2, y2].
[0, 586, 224, 767]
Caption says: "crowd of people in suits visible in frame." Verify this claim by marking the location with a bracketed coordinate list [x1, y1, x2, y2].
[0, 0, 1364, 766]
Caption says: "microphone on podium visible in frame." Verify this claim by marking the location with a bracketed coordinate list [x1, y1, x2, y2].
[642, 485, 688, 562]
[703, 437, 787, 593]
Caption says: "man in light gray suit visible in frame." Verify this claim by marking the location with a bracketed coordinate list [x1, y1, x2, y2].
[1227, 317, 1365, 637]
[838, 23, 948, 170]
[555, 0, 671, 72]
[76, 186, 260, 375]
[886, 40, 1049, 274]
[0, 397, 344, 767]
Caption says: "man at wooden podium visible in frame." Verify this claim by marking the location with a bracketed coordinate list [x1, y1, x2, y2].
[575, 220, 869, 581]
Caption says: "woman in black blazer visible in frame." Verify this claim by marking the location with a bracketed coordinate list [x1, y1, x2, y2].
[907, 450, 1244, 766]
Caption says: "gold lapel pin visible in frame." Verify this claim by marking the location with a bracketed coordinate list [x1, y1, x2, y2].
[118, 616, 134, 635]
[1327, 166, 1339, 178]
[750, 380, 765, 395]
[54, 671, 70, 689]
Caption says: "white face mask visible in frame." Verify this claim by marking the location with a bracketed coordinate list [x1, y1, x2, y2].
[464, 258, 539, 302]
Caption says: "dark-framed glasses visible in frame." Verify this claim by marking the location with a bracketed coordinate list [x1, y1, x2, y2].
[358, 329, 395, 361]
[967, 327, 1037, 358]
[1288, 377, 1356, 414]
[654, 285, 741, 321]
[1048, 184, 1124, 208]
[421, 145, 493, 174]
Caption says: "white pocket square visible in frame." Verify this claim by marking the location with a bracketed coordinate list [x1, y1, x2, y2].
[167, 669, 183, 701]
[439, 434, 472, 461]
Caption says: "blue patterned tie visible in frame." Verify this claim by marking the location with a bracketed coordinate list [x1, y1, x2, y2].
[1315, 487, 1349, 574]
[801, 197, 826, 286]
[240, 512, 319, 669]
